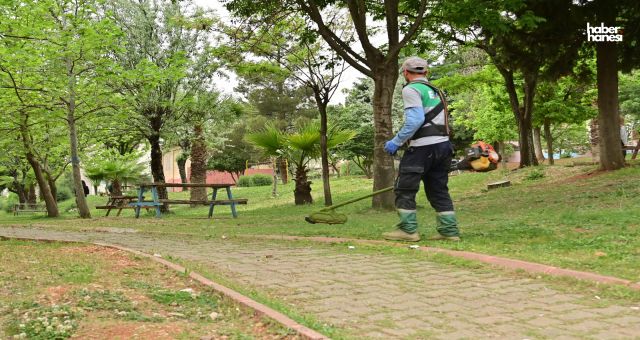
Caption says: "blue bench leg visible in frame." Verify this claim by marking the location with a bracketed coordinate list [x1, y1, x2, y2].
[135, 188, 144, 218]
[208, 188, 218, 219]
[226, 187, 238, 218]
[152, 187, 161, 218]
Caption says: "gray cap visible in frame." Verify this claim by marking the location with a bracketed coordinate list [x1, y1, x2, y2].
[401, 56, 428, 73]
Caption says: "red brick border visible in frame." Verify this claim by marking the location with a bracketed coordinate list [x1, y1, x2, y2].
[246, 235, 640, 291]
[2, 235, 328, 340]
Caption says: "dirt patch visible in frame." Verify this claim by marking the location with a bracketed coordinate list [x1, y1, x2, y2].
[42, 285, 73, 304]
[58, 245, 138, 269]
[553, 169, 607, 185]
[74, 320, 186, 339]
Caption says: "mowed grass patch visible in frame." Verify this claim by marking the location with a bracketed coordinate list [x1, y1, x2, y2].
[0, 239, 297, 339]
[1, 159, 639, 281]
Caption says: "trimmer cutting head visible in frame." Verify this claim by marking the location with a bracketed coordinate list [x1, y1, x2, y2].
[304, 210, 348, 224]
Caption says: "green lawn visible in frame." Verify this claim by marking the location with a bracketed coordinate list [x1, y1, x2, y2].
[2, 158, 639, 281]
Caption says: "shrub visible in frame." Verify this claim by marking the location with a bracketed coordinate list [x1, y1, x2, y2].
[236, 176, 253, 187]
[56, 187, 73, 202]
[251, 174, 273, 186]
[237, 174, 273, 187]
[524, 168, 545, 181]
[340, 162, 365, 176]
[3, 193, 19, 213]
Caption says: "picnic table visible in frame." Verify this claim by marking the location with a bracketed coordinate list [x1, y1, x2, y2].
[95, 195, 140, 216]
[13, 203, 46, 216]
[129, 183, 247, 219]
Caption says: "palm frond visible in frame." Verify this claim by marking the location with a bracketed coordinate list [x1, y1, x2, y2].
[245, 123, 285, 156]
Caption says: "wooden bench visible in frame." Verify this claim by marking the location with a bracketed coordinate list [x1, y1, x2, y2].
[13, 204, 46, 216]
[623, 143, 639, 160]
[157, 198, 249, 218]
[96, 195, 141, 216]
[158, 199, 248, 205]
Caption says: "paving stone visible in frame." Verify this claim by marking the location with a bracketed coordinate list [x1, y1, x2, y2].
[526, 316, 564, 327]
[3, 227, 640, 340]
[556, 310, 598, 322]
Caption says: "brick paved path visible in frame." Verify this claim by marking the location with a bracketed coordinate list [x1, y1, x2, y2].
[2, 226, 639, 339]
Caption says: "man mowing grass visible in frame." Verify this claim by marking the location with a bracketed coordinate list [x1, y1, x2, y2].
[383, 56, 460, 242]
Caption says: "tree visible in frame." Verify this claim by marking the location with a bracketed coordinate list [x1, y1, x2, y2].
[0, 147, 37, 206]
[43, 0, 121, 218]
[85, 149, 148, 196]
[247, 122, 353, 205]
[580, 0, 640, 170]
[232, 60, 316, 185]
[107, 0, 221, 209]
[227, 0, 431, 209]
[332, 94, 375, 178]
[434, 64, 517, 163]
[619, 71, 640, 123]
[230, 15, 349, 206]
[434, 0, 585, 167]
[0, 0, 64, 216]
[177, 91, 241, 201]
[534, 73, 597, 165]
[208, 121, 257, 183]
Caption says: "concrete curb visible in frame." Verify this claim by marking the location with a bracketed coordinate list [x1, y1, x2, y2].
[245, 234, 640, 291]
[1, 235, 328, 340]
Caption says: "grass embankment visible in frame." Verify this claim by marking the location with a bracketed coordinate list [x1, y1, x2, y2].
[1, 159, 639, 281]
[0, 239, 295, 339]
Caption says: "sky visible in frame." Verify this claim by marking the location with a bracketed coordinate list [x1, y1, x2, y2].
[193, 0, 364, 104]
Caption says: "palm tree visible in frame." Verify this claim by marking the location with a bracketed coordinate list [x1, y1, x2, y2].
[84, 150, 148, 196]
[247, 122, 353, 205]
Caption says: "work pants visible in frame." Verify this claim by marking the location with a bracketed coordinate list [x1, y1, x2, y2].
[394, 141, 454, 212]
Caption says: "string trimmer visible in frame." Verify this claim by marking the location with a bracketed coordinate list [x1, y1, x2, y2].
[305, 141, 500, 225]
[304, 187, 394, 225]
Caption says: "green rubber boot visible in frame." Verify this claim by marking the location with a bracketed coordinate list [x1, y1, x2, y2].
[432, 211, 460, 240]
[382, 209, 420, 241]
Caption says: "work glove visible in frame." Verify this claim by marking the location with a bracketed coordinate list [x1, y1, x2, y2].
[384, 140, 401, 155]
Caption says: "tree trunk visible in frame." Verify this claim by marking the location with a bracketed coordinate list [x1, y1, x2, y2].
[148, 131, 169, 211]
[589, 119, 600, 162]
[498, 141, 508, 169]
[24, 152, 58, 216]
[190, 124, 208, 203]
[371, 67, 398, 210]
[331, 163, 340, 178]
[27, 185, 37, 208]
[496, 67, 537, 167]
[543, 119, 554, 165]
[277, 157, 288, 184]
[66, 61, 91, 218]
[293, 166, 313, 205]
[176, 153, 188, 191]
[533, 127, 545, 163]
[111, 179, 123, 196]
[520, 74, 539, 167]
[45, 175, 57, 202]
[517, 116, 537, 167]
[315, 97, 332, 206]
[14, 175, 27, 204]
[20, 115, 58, 217]
[596, 40, 624, 170]
[271, 157, 278, 197]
